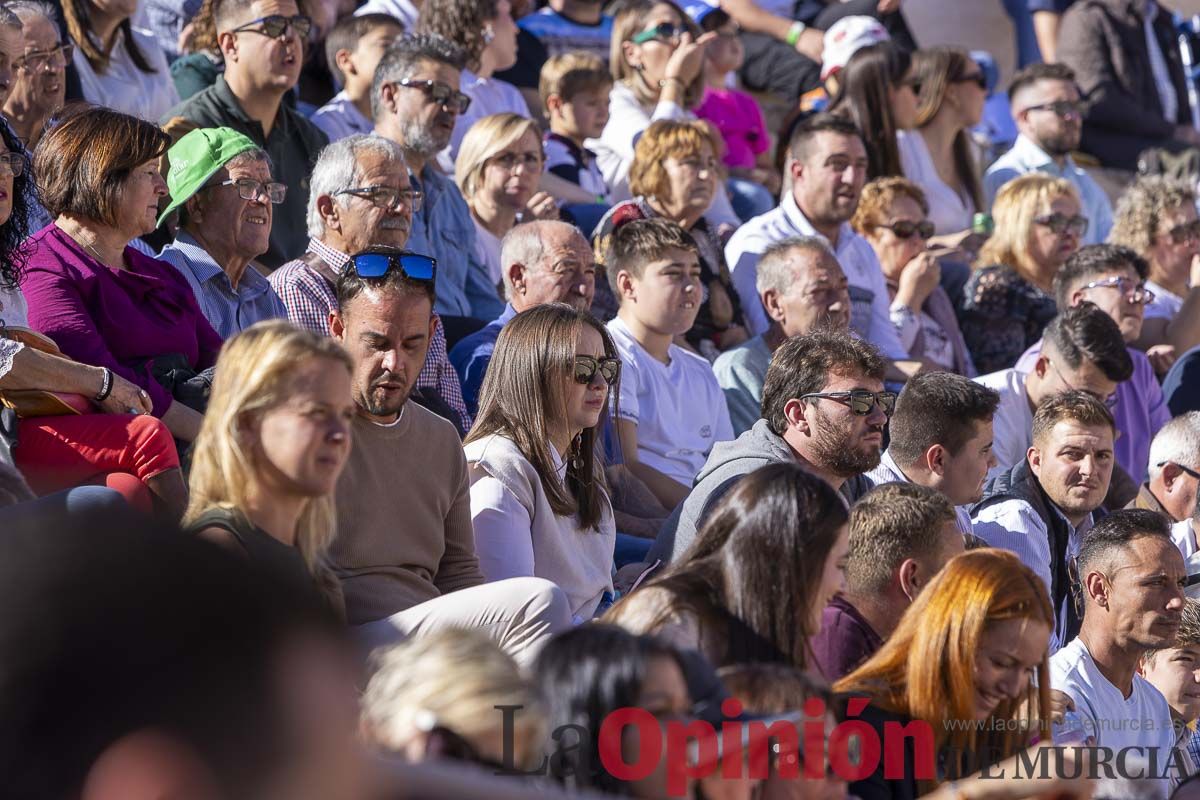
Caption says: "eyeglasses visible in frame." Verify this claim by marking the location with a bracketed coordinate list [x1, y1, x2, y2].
[488, 151, 543, 171]
[395, 78, 472, 114]
[336, 184, 423, 212]
[573, 355, 620, 386]
[0, 152, 25, 177]
[230, 14, 313, 40]
[799, 390, 897, 417]
[1165, 220, 1200, 245]
[208, 178, 286, 204]
[955, 72, 988, 91]
[1022, 100, 1083, 119]
[1157, 461, 1200, 481]
[348, 248, 437, 283]
[1046, 359, 1118, 409]
[878, 219, 935, 240]
[1034, 212, 1089, 237]
[1079, 275, 1155, 305]
[631, 22, 687, 44]
[14, 43, 72, 72]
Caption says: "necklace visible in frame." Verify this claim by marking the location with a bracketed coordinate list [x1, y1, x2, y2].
[59, 221, 115, 267]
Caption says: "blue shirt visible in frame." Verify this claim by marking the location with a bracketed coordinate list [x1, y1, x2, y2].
[158, 231, 287, 338]
[407, 166, 505, 321]
[311, 90, 374, 143]
[449, 303, 518, 416]
[518, 9, 613, 63]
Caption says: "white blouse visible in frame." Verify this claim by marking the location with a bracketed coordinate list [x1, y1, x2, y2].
[73, 26, 180, 122]
[896, 130, 976, 235]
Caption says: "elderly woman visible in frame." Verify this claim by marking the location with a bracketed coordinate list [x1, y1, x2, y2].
[593, 118, 746, 356]
[852, 177, 974, 375]
[958, 173, 1084, 374]
[157, 127, 287, 338]
[22, 106, 222, 444]
[2, 1, 67, 153]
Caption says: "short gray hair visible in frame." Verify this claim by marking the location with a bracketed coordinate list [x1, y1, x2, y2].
[3, 0, 56, 25]
[0, 5, 20, 29]
[306, 134, 407, 239]
[755, 236, 835, 296]
[1148, 411, 1200, 479]
[370, 33, 467, 121]
[498, 220, 582, 298]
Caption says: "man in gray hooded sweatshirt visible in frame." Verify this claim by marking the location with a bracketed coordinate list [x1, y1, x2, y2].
[648, 330, 887, 565]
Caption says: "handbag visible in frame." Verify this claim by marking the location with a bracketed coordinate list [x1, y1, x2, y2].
[0, 325, 90, 418]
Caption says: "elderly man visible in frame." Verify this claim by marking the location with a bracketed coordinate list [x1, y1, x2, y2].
[372, 33, 505, 329]
[449, 220, 595, 415]
[162, 0, 328, 268]
[1133, 413, 1200, 523]
[157, 127, 286, 338]
[268, 134, 471, 436]
[713, 235, 849, 434]
[3, 1, 65, 153]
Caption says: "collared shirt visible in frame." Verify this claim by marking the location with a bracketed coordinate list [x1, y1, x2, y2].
[448, 303, 519, 417]
[1145, 0, 1179, 123]
[73, 26, 180, 122]
[406, 165, 505, 321]
[1128, 481, 1174, 518]
[162, 75, 329, 269]
[983, 135, 1113, 245]
[724, 190, 909, 359]
[1146, 278, 1186, 321]
[975, 367, 1035, 480]
[311, 90, 374, 143]
[158, 231, 286, 338]
[268, 238, 471, 431]
[867, 450, 975, 536]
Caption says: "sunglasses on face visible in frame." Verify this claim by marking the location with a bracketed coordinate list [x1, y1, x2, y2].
[955, 71, 988, 91]
[1034, 212, 1089, 237]
[231, 14, 313, 39]
[631, 22, 686, 44]
[878, 219, 935, 240]
[800, 390, 897, 417]
[1023, 99, 1082, 119]
[208, 177, 286, 204]
[395, 78, 472, 114]
[1165, 219, 1200, 245]
[336, 184, 424, 212]
[348, 248, 437, 283]
[573, 355, 620, 386]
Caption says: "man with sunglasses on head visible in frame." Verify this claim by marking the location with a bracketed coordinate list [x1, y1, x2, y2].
[161, 0, 328, 269]
[984, 62, 1112, 246]
[649, 329, 885, 565]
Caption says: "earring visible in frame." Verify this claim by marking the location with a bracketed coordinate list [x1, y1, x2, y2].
[570, 434, 584, 471]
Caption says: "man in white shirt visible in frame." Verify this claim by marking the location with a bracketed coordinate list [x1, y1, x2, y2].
[1052, 509, 1186, 796]
[725, 113, 915, 378]
[984, 62, 1112, 246]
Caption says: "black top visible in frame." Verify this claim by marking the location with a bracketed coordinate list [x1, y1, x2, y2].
[185, 507, 318, 597]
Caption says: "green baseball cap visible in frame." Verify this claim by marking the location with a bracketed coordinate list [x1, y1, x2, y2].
[158, 127, 259, 227]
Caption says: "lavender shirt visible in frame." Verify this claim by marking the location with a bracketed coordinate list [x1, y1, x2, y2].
[21, 224, 223, 416]
[1014, 340, 1170, 483]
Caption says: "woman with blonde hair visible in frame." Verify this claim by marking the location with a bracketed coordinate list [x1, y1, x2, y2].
[456, 112, 559, 293]
[464, 303, 617, 622]
[184, 320, 355, 610]
[957, 174, 1085, 373]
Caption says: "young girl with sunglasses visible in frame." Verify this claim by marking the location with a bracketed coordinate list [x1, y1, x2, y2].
[463, 302, 618, 623]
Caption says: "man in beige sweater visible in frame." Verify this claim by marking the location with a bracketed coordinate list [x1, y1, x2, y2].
[328, 253, 572, 664]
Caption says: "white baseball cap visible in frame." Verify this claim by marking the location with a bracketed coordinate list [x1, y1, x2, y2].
[820, 15, 891, 81]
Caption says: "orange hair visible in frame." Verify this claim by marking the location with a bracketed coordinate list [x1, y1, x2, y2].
[629, 119, 724, 202]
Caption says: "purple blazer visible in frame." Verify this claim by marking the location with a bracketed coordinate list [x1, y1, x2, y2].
[22, 224, 223, 416]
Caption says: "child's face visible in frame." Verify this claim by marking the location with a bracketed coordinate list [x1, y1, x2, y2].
[619, 246, 703, 335]
[1142, 645, 1200, 721]
[346, 23, 403, 92]
[706, 20, 743, 74]
[554, 86, 611, 140]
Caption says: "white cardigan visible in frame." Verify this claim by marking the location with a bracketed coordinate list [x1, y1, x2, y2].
[464, 434, 616, 622]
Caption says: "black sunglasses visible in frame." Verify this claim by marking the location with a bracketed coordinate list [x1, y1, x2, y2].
[348, 248, 437, 283]
[878, 219, 935, 240]
[1034, 212, 1089, 237]
[231, 14, 313, 39]
[800, 390, 897, 416]
[1158, 461, 1200, 481]
[1023, 100, 1082, 119]
[574, 355, 620, 386]
[955, 72, 988, 91]
[395, 78, 472, 114]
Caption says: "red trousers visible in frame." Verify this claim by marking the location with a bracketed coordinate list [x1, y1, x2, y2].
[14, 413, 181, 514]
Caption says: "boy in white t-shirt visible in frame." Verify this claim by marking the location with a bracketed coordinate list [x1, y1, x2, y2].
[605, 218, 734, 510]
[1139, 599, 1200, 790]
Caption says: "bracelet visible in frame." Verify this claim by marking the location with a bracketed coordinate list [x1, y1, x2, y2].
[658, 76, 685, 89]
[785, 20, 806, 47]
[94, 367, 113, 403]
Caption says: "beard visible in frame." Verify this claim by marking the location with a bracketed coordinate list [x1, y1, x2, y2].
[358, 372, 411, 418]
[400, 115, 450, 158]
[1039, 127, 1080, 157]
[808, 409, 883, 478]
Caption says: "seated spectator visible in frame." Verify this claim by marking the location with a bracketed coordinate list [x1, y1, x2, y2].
[417, 0, 529, 170]
[157, 127, 287, 338]
[162, 0, 328, 269]
[835, 550, 1078, 797]
[869, 371, 1000, 533]
[958, 174, 1082, 374]
[1133, 413, 1200, 523]
[1052, 510, 1185, 798]
[312, 13, 404, 142]
[605, 218, 733, 510]
[827, 40, 917, 181]
[361, 629, 547, 771]
[593, 119, 747, 356]
[23, 107, 221, 443]
[852, 177, 976, 374]
[726, 114, 914, 376]
[464, 303, 617, 622]
[0, 6, 20, 108]
[62, 0, 178, 121]
[519, 0, 611, 65]
[973, 391, 1116, 651]
[984, 62, 1112, 245]
[450, 220, 594, 415]
[456, 113, 557, 291]
[184, 320, 353, 616]
[1057, 0, 1200, 171]
[813, 482, 965, 681]
[1110, 177, 1200, 357]
[539, 51, 612, 209]
[1139, 598, 1200, 790]
[268, 134, 470, 436]
[713, 237, 849, 435]
[3, 1, 66, 154]
[372, 33, 505, 324]
[896, 47, 985, 240]
[651, 330, 883, 565]
[327, 247, 571, 663]
[607, 461, 848, 673]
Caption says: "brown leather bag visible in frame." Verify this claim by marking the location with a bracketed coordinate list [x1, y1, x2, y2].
[0, 326, 90, 418]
